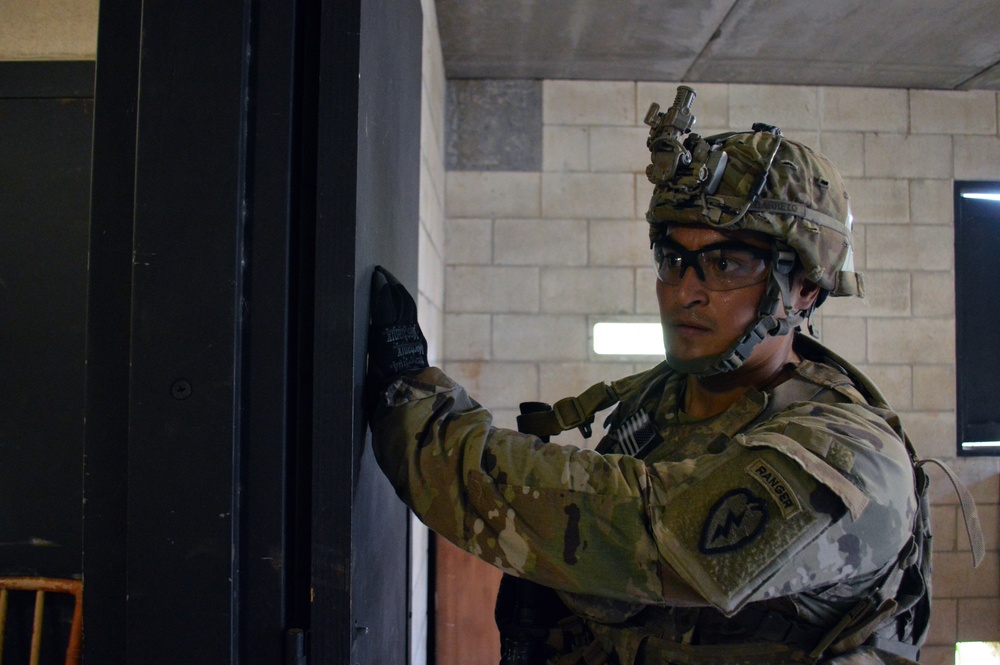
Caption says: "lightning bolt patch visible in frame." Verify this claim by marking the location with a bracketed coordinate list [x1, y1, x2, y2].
[699, 489, 768, 554]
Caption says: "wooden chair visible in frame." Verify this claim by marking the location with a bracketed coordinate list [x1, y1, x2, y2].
[0, 577, 82, 665]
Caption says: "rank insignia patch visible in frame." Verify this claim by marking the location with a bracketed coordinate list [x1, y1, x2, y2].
[699, 489, 768, 554]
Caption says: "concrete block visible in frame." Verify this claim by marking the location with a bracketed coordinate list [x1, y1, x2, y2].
[865, 134, 953, 179]
[635, 173, 654, 220]
[910, 179, 955, 226]
[446, 218, 493, 265]
[0, 0, 99, 59]
[446, 171, 540, 218]
[844, 178, 909, 225]
[911, 89, 997, 135]
[445, 266, 539, 313]
[494, 218, 588, 266]
[867, 225, 954, 271]
[538, 361, 636, 405]
[422, 89, 446, 180]
[543, 80, 635, 126]
[817, 316, 867, 363]
[932, 551, 1000, 598]
[637, 82, 730, 129]
[421, 167, 446, 254]
[493, 314, 589, 361]
[954, 135, 1000, 179]
[868, 318, 954, 364]
[820, 271, 910, 318]
[913, 364, 956, 412]
[850, 223, 866, 271]
[821, 87, 908, 132]
[856, 363, 912, 410]
[926, 598, 957, 645]
[912, 272, 955, 318]
[818, 132, 864, 177]
[542, 173, 635, 219]
[635, 274, 660, 315]
[958, 597, 1000, 642]
[446, 79, 542, 171]
[422, 3, 444, 75]
[779, 130, 820, 149]
[418, 295, 443, 365]
[541, 267, 635, 314]
[442, 361, 538, 409]
[421, 90, 443, 175]
[931, 506, 958, 552]
[967, 470, 1000, 506]
[419, 226, 445, 305]
[589, 126, 650, 173]
[543, 125, 590, 172]
[589, 219, 650, 266]
[729, 84, 820, 131]
[443, 313, 492, 361]
[490, 407, 521, 432]
[901, 411, 956, 459]
[422, 172, 446, 238]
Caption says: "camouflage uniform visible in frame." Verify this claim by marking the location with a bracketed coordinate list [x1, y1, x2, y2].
[370, 335, 920, 664]
[366, 88, 946, 663]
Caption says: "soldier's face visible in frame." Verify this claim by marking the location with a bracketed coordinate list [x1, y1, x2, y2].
[655, 226, 773, 367]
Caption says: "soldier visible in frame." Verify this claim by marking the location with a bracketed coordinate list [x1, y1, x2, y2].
[366, 87, 960, 664]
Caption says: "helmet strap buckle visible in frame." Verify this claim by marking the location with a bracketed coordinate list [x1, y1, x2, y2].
[676, 256, 806, 378]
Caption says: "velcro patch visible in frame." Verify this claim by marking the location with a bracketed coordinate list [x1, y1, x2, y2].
[746, 458, 801, 519]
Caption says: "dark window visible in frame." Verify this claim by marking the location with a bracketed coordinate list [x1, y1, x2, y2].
[954, 181, 1000, 456]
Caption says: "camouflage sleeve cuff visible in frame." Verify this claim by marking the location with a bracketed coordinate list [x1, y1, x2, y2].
[380, 366, 460, 407]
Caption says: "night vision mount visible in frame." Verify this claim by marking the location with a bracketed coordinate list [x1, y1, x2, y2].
[644, 86, 729, 197]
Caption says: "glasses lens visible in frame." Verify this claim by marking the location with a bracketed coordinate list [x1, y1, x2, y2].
[653, 244, 693, 283]
[653, 241, 770, 291]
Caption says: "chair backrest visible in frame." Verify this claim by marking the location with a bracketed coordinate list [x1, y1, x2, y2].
[0, 577, 83, 665]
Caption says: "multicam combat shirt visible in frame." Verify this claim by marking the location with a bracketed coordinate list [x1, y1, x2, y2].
[370, 340, 918, 663]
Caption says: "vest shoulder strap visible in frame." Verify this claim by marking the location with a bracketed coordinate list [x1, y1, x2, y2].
[515, 361, 673, 439]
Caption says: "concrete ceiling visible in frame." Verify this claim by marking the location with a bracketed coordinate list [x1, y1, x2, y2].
[436, 0, 1000, 90]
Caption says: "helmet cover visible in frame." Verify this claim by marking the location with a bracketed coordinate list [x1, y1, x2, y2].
[645, 109, 864, 299]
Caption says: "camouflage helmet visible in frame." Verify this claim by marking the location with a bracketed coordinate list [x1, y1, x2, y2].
[644, 89, 863, 300]
[643, 86, 864, 376]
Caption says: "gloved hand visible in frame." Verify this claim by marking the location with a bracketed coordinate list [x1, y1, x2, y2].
[367, 265, 429, 401]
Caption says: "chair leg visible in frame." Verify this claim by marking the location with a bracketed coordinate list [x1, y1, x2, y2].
[0, 588, 8, 660]
[31, 589, 45, 665]
[66, 587, 83, 665]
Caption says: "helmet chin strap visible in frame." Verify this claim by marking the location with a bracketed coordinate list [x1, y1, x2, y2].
[665, 244, 805, 377]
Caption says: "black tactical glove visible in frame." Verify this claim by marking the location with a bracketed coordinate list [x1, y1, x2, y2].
[367, 265, 429, 401]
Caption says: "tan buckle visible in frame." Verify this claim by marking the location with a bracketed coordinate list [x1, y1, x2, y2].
[553, 397, 594, 438]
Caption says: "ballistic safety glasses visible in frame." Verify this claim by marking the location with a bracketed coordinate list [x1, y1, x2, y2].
[652, 239, 772, 291]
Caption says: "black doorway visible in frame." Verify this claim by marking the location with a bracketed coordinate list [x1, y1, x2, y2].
[85, 1, 423, 662]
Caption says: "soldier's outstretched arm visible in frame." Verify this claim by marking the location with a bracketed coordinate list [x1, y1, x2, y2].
[370, 366, 707, 607]
[370, 367, 915, 617]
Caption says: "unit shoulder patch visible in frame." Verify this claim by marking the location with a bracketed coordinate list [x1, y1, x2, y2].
[745, 458, 801, 519]
[699, 488, 768, 555]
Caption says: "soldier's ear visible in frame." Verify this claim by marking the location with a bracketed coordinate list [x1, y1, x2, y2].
[790, 273, 821, 312]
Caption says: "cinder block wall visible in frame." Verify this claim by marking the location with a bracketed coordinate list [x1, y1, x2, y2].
[442, 80, 1000, 664]
[0, 0, 98, 59]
